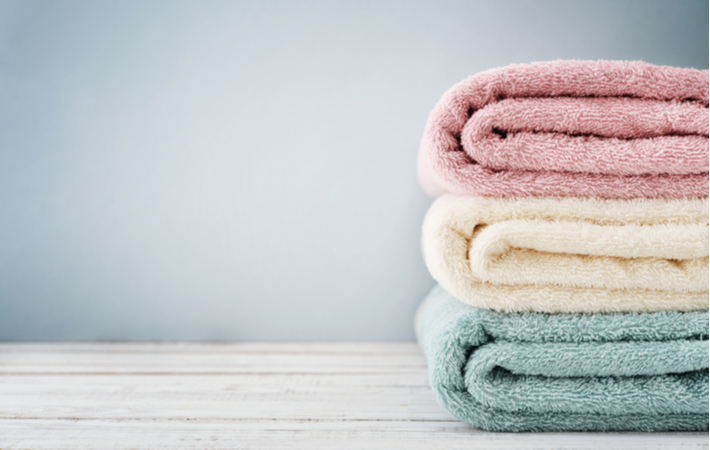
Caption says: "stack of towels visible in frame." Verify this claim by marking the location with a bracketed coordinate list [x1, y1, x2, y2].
[414, 60, 709, 432]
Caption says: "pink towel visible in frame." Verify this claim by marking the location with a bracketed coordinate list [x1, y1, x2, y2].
[418, 60, 709, 198]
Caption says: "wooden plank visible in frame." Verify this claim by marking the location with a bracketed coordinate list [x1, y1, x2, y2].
[0, 342, 422, 354]
[0, 397, 452, 421]
[0, 343, 428, 374]
[0, 373, 449, 421]
[0, 373, 432, 388]
[0, 343, 706, 450]
[1, 419, 707, 450]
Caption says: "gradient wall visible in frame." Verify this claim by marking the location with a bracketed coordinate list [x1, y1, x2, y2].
[1, 0, 707, 340]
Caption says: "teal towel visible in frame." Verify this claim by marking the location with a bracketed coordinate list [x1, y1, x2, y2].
[415, 285, 709, 432]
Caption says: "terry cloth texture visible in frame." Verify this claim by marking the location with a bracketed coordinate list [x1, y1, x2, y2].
[422, 194, 709, 313]
[415, 285, 710, 432]
[418, 60, 709, 198]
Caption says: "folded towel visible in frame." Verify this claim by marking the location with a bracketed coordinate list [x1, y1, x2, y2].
[418, 60, 709, 198]
[416, 285, 709, 432]
[422, 194, 708, 313]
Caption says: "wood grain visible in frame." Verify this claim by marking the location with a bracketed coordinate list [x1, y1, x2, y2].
[0, 342, 706, 449]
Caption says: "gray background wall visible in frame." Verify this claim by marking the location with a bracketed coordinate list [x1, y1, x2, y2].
[1, 0, 707, 341]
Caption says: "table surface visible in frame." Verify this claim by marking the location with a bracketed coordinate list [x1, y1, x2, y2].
[0, 342, 706, 449]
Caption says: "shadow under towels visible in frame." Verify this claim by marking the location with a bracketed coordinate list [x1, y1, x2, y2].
[418, 60, 709, 198]
[416, 285, 709, 432]
[422, 194, 709, 313]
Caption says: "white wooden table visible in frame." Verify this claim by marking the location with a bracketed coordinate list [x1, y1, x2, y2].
[0, 343, 706, 449]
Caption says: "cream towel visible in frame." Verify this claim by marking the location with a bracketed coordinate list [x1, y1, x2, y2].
[422, 195, 709, 313]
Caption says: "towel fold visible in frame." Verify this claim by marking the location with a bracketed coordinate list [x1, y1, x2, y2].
[422, 194, 709, 313]
[415, 285, 709, 432]
[418, 60, 709, 198]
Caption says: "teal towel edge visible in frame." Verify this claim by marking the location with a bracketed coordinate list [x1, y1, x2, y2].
[415, 285, 710, 432]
